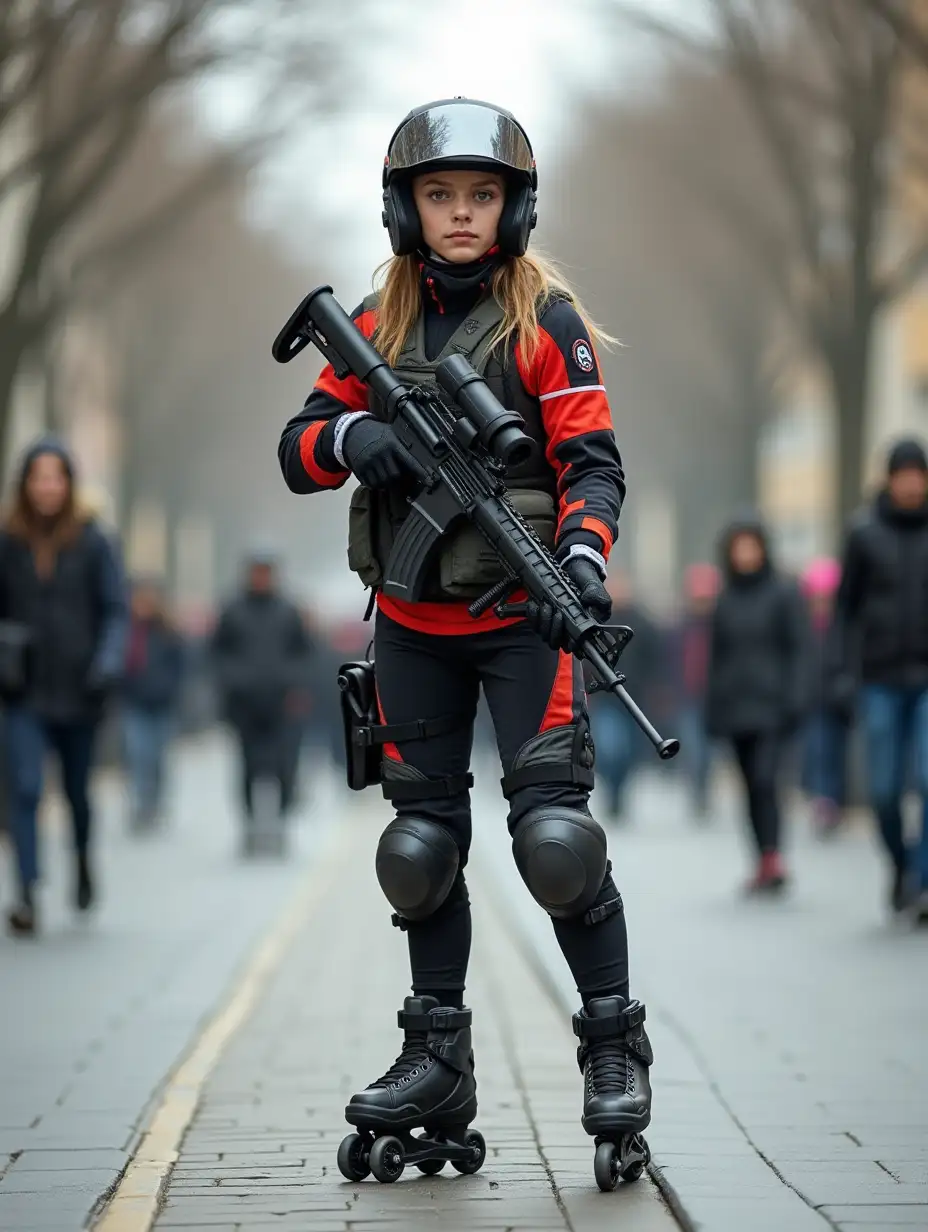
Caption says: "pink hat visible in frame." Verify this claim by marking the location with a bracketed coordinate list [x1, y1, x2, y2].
[801, 557, 841, 597]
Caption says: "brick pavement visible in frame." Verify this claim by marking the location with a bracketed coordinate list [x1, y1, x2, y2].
[147, 806, 680, 1232]
[0, 736, 339, 1232]
[470, 755, 928, 1232]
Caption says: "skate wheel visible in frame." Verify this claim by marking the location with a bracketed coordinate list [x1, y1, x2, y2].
[594, 1141, 620, 1192]
[416, 1157, 445, 1175]
[451, 1129, 486, 1175]
[336, 1133, 370, 1181]
[369, 1135, 406, 1183]
[621, 1159, 645, 1183]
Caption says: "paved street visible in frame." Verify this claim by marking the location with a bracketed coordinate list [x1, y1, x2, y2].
[3, 734, 928, 1231]
[0, 735, 339, 1231]
[471, 749, 928, 1231]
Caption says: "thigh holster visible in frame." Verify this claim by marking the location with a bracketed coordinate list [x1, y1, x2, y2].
[337, 659, 472, 799]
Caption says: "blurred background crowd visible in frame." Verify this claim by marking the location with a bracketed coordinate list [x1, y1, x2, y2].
[2, 0, 928, 935]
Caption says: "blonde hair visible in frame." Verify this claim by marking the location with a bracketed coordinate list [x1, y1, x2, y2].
[373, 249, 618, 368]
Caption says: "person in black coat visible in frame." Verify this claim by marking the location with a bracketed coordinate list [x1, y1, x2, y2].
[211, 551, 313, 851]
[705, 515, 809, 892]
[832, 437, 928, 917]
[0, 438, 128, 934]
[122, 578, 186, 830]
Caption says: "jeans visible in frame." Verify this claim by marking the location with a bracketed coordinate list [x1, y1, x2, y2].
[590, 702, 637, 817]
[677, 701, 713, 810]
[4, 706, 97, 890]
[862, 685, 928, 887]
[801, 710, 848, 806]
[123, 707, 173, 820]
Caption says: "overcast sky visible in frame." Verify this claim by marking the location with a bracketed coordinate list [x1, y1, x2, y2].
[240, 0, 698, 298]
[200, 0, 699, 610]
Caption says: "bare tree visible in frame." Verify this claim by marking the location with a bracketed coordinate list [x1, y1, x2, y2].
[614, 0, 928, 524]
[0, 0, 388, 478]
[546, 64, 783, 563]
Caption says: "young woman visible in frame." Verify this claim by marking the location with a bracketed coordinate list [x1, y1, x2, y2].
[0, 438, 127, 935]
[279, 98, 652, 1181]
[705, 516, 809, 893]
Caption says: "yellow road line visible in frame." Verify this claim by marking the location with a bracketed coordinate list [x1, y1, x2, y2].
[93, 821, 356, 1232]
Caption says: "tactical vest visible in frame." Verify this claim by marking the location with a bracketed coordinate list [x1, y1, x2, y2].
[347, 291, 560, 601]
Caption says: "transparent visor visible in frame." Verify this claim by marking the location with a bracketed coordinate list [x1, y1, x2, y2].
[387, 104, 533, 180]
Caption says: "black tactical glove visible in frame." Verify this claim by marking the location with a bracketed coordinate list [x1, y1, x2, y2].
[563, 554, 612, 624]
[341, 416, 427, 489]
[525, 553, 612, 651]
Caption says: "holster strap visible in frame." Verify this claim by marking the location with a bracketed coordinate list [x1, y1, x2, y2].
[382, 772, 474, 802]
[354, 712, 463, 748]
[501, 762, 595, 796]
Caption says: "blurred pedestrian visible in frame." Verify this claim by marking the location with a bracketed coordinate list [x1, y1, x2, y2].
[831, 438, 928, 918]
[211, 551, 312, 854]
[799, 558, 847, 837]
[706, 516, 809, 893]
[0, 438, 128, 935]
[670, 563, 720, 818]
[122, 577, 186, 830]
[588, 569, 661, 823]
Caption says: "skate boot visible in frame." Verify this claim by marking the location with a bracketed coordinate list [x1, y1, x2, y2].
[573, 995, 653, 1192]
[337, 996, 485, 1184]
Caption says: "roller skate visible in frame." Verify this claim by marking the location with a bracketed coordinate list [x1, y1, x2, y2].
[337, 996, 485, 1183]
[573, 995, 652, 1192]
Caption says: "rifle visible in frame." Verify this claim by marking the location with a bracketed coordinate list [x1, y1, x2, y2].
[273, 285, 679, 760]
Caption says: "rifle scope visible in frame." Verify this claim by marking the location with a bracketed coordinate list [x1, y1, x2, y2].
[435, 354, 533, 469]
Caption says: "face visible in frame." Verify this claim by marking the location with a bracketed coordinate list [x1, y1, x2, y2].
[248, 562, 275, 594]
[412, 169, 505, 263]
[728, 532, 766, 574]
[24, 452, 71, 518]
[131, 584, 159, 621]
[888, 466, 928, 509]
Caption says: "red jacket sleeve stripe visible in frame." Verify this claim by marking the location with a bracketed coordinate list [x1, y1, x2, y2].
[299, 420, 350, 489]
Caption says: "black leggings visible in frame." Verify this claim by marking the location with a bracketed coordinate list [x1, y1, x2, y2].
[375, 610, 630, 1007]
[731, 731, 783, 856]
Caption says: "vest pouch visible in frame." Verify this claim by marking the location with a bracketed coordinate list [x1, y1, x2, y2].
[438, 489, 558, 599]
[346, 485, 383, 589]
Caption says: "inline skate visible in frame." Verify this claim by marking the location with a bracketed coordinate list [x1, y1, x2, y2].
[337, 996, 485, 1183]
[573, 995, 652, 1192]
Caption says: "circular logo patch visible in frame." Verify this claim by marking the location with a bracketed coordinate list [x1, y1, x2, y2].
[572, 339, 595, 373]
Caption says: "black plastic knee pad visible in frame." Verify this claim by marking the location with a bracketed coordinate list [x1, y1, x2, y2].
[375, 816, 460, 922]
[511, 806, 607, 919]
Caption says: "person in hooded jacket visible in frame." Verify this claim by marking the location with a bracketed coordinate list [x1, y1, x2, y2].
[0, 438, 128, 935]
[831, 438, 928, 918]
[705, 517, 809, 892]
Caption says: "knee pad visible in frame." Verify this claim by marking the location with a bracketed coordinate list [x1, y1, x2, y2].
[375, 816, 460, 922]
[511, 806, 607, 919]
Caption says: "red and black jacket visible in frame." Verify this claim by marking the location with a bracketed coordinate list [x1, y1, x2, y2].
[279, 279, 626, 635]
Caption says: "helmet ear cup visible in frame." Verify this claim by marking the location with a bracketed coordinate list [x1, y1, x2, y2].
[382, 179, 421, 256]
[498, 183, 537, 257]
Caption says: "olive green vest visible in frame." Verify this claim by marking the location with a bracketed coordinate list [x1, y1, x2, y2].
[347, 292, 559, 600]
